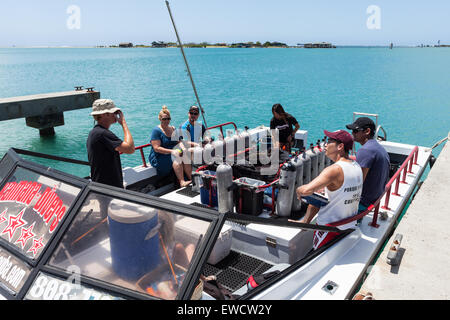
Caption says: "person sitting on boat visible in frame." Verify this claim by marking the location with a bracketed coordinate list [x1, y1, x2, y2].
[346, 117, 390, 212]
[87, 98, 135, 188]
[270, 103, 300, 153]
[296, 129, 363, 250]
[180, 105, 210, 145]
[148, 105, 192, 188]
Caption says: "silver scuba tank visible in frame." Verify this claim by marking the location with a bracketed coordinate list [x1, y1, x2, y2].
[276, 162, 297, 217]
[315, 139, 326, 174]
[235, 132, 246, 165]
[322, 136, 331, 167]
[203, 142, 215, 165]
[212, 139, 224, 163]
[300, 147, 311, 185]
[290, 155, 304, 212]
[241, 127, 250, 149]
[224, 135, 235, 165]
[192, 146, 203, 168]
[216, 163, 234, 213]
[306, 143, 319, 180]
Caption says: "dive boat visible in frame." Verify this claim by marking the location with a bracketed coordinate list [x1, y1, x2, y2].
[0, 112, 432, 300]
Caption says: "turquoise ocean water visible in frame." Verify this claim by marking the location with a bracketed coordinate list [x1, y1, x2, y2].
[0, 47, 449, 178]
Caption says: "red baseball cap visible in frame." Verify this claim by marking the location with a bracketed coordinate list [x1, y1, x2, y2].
[324, 130, 354, 151]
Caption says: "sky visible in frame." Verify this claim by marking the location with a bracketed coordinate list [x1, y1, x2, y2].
[0, 0, 449, 47]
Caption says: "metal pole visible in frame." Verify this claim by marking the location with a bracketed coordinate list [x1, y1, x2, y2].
[165, 1, 208, 128]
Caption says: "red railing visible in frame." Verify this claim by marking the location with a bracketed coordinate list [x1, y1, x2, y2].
[133, 143, 152, 167]
[206, 122, 238, 139]
[329, 146, 419, 229]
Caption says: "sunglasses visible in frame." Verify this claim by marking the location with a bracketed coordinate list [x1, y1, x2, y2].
[189, 112, 199, 115]
[161, 117, 171, 121]
[327, 138, 342, 144]
[352, 128, 364, 134]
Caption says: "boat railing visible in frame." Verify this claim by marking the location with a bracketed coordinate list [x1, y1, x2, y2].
[134, 143, 152, 167]
[205, 122, 238, 139]
[329, 146, 419, 228]
[375, 125, 387, 141]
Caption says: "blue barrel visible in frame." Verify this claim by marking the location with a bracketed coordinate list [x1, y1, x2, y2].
[108, 202, 160, 281]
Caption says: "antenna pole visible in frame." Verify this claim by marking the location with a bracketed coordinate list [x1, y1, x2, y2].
[165, 1, 208, 128]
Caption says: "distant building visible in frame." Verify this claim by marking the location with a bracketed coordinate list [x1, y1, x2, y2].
[230, 43, 252, 48]
[119, 42, 133, 48]
[152, 41, 168, 48]
[303, 42, 335, 48]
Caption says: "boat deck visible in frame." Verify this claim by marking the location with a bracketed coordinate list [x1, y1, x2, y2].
[359, 133, 450, 299]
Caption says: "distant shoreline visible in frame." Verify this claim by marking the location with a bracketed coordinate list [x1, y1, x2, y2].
[1, 45, 447, 49]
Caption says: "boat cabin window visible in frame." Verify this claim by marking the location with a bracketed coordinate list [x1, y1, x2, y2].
[0, 166, 81, 260]
[47, 192, 212, 300]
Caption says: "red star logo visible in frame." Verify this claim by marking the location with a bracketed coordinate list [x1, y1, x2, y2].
[15, 222, 36, 249]
[28, 236, 44, 257]
[1, 208, 27, 241]
[0, 208, 7, 224]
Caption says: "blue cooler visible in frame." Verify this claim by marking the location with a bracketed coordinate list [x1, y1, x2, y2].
[108, 201, 160, 281]
[200, 170, 218, 207]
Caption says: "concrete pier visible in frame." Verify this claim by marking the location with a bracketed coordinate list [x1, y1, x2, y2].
[0, 88, 100, 135]
[358, 133, 450, 299]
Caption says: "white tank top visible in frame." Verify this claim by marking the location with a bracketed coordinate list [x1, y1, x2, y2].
[316, 160, 363, 230]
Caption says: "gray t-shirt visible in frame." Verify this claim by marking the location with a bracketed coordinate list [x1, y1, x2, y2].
[356, 139, 390, 207]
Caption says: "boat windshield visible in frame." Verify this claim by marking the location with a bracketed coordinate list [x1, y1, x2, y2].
[0, 166, 81, 260]
[47, 191, 210, 300]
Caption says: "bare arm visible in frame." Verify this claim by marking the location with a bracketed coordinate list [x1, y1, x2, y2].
[114, 111, 135, 154]
[151, 139, 178, 155]
[296, 165, 341, 199]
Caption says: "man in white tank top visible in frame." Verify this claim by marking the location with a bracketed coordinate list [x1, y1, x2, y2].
[296, 129, 363, 250]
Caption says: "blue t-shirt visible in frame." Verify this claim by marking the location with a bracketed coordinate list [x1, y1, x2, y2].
[356, 139, 390, 206]
[148, 126, 178, 177]
[180, 120, 206, 143]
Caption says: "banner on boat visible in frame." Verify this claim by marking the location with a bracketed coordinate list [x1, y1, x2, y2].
[0, 167, 81, 260]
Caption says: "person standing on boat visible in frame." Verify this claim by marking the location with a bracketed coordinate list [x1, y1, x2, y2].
[87, 99, 135, 188]
[296, 130, 362, 250]
[270, 103, 299, 153]
[346, 117, 390, 212]
[148, 106, 192, 188]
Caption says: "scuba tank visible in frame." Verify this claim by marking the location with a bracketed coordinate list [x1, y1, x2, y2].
[306, 143, 319, 180]
[276, 162, 296, 217]
[322, 136, 331, 168]
[203, 142, 215, 165]
[241, 127, 250, 149]
[300, 147, 311, 185]
[216, 163, 234, 214]
[235, 131, 246, 165]
[224, 135, 235, 165]
[212, 139, 224, 163]
[315, 139, 326, 174]
[192, 146, 203, 168]
[290, 155, 304, 212]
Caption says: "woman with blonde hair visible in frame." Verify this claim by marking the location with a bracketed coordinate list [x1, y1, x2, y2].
[148, 106, 191, 187]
